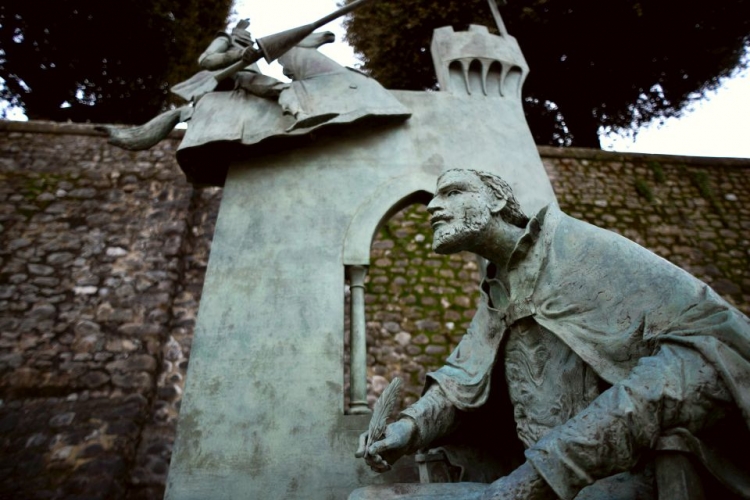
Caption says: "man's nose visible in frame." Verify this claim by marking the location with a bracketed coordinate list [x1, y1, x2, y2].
[426, 197, 440, 214]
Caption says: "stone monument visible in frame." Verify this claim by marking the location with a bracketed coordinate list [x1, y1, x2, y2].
[155, 2, 558, 498]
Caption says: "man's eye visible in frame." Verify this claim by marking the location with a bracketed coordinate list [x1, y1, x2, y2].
[447, 190, 460, 197]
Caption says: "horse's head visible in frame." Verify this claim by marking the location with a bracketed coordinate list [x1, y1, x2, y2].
[296, 31, 336, 49]
[280, 30, 341, 80]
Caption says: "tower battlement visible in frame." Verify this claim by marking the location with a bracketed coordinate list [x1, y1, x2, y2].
[431, 25, 529, 99]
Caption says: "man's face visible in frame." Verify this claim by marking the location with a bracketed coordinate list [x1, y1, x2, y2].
[427, 170, 494, 254]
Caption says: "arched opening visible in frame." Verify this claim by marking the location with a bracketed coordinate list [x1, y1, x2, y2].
[504, 66, 524, 99]
[344, 203, 481, 414]
[342, 174, 438, 414]
[486, 61, 503, 96]
[467, 59, 484, 96]
[448, 60, 467, 95]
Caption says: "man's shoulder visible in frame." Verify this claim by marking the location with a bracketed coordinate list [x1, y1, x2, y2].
[542, 204, 647, 256]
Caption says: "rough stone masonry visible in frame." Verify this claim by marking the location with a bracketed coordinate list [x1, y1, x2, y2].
[0, 121, 748, 499]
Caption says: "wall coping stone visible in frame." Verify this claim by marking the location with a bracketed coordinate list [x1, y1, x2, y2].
[537, 145, 750, 169]
[0, 119, 185, 139]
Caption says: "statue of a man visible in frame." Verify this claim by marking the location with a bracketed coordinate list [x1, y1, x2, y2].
[352, 169, 750, 499]
[193, 19, 286, 99]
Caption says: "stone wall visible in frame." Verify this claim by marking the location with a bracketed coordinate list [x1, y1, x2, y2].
[0, 121, 220, 499]
[544, 148, 749, 307]
[0, 121, 748, 498]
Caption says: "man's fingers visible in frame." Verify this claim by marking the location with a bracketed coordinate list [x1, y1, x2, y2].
[364, 452, 392, 473]
[354, 432, 368, 458]
[367, 436, 392, 457]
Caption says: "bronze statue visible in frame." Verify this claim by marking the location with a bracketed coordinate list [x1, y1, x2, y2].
[352, 169, 750, 500]
[97, 19, 284, 151]
[98, 0, 377, 151]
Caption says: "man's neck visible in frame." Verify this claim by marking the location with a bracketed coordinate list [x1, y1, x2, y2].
[474, 217, 526, 271]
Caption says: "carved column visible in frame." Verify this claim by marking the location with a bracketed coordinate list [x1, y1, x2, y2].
[348, 265, 371, 414]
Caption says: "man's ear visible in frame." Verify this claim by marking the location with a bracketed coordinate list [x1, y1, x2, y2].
[489, 197, 507, 215]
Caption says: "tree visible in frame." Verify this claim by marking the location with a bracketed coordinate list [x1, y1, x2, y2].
[343, 0, 750, 148]
[0, 0, 233, 124]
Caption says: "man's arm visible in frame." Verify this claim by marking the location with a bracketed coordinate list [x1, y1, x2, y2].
[198, 35, 243, 70]
[400, 384, 459, 448]
[521, 343, 732, 500]
[357, 280, 507, 472]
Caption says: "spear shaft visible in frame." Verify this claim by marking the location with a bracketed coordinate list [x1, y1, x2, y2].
[487, 0, 509, 36]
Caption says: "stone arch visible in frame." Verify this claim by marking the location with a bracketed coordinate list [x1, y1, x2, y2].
[354, 201, 484, 411]
[342, 172, 437, 266]
[448, 60, 466, 94]
[486, 61, 503, 96]
[504, 66, 525, 99]
[343, 171, 437, 414]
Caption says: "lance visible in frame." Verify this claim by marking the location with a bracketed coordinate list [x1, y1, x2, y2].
[172, 0, 374, 101]
[487, 0, 509, 36]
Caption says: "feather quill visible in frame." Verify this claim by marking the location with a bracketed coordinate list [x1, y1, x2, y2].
[366, 377, 403, 451]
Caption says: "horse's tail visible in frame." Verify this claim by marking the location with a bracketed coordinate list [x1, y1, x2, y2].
[96, 107, 184, 151]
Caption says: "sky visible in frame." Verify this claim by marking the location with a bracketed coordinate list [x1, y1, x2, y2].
[601, 61, 750, 158]
[230, 0, 359, 79]
[233, 0, 750, 159]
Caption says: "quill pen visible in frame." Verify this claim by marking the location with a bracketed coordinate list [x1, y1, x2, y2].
[365, 377, 402, 457]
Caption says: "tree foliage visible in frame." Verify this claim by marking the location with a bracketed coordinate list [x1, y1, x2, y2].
[0, 0, 233, 124]
[343, 0, 750, 147]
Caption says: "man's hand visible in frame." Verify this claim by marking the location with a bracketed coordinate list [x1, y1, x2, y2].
[241, 45, 261, 64]
[231, 28, 253, 48]
[482, 462, 555, 500]
[355, 419, 417, 473]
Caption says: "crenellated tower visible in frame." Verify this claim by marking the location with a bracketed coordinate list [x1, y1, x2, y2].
[431, 24, 529, 99]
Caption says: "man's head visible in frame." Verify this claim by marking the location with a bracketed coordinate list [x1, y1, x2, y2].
[427, 169, 529, 254]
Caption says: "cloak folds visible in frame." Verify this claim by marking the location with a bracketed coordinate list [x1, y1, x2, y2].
[426, 205, 750, 495]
